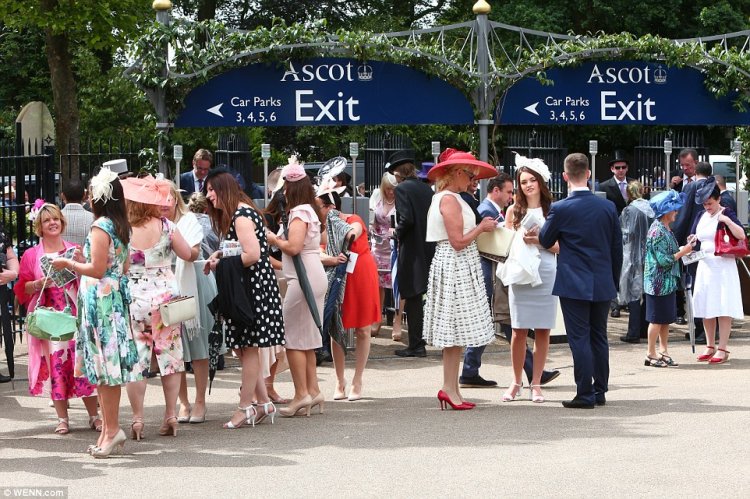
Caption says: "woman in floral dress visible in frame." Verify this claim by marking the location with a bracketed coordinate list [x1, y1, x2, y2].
[121, 176, 193, 440]
[16, 203, 99, 434]
[52, 167, 138, 458]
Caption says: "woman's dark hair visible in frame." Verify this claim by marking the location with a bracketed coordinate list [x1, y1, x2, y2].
[205, 170, 256, 237]
[512, 166, 552, 231]
[318, 191, 342, 211]
[283, 176, 323, 224]
[264, 189, 285, 226]
[91, 178, 130, 245]
[709, 185, 721, 200]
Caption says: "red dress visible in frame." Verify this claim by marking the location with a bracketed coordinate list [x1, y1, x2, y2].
[341, 214, 381, 328]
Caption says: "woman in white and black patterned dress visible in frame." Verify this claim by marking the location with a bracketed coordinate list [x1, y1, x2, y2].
[423, 149, 498, 411]
[204, 170, 284, 429]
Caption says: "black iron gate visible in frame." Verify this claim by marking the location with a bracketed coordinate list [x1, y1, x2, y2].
[634, 130, 707, 192]
[502, 129, 568, 199]
[363, 132, 413, 192]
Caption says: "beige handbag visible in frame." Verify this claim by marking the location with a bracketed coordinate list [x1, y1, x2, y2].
[476, 226, 516, 262]
[159, 296, 197, 326]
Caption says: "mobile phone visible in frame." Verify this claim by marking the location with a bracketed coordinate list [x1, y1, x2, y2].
[390, 214, 396, 228]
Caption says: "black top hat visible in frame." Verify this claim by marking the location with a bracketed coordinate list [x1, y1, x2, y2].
[608, 149, 629, 167]
[386, 149, 416, 172]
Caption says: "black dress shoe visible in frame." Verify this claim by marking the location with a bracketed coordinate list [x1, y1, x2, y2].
[540, 370, 561, 386]
[675, 316, 687, 325]
[619, 335, 640, 344]
[395, 347, 427, 358]
[610, 309, 620, 318]
[0, 373, 11, 384]
[595, 396, 606, 406]
[459, 375, 497, 388]
[562, 397, 595, 409]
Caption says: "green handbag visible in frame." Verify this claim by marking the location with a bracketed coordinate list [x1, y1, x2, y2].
[26, 276, 78, 342]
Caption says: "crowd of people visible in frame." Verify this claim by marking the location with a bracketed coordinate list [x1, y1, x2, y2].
[0, 144, 745, 457]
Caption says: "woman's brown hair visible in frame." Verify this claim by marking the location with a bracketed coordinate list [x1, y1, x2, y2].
[127, 200, 161, 227]
[512, 166, 552, 231]
[91, 177, 130, 246]
[205, 171, 256, 237]
[283, 176, 324, 224]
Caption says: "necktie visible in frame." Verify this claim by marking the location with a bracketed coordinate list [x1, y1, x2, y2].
[686, 177, 693, 184]
[197, 178, 204, 192]
[619, 181, 627, 198]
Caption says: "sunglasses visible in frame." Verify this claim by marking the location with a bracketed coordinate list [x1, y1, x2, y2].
[612, 165, 628, 170]
[461, 169, 477, 180]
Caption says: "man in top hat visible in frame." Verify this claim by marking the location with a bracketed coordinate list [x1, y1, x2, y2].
[597, 149, 635, 216]
[387, 149, 435, 357]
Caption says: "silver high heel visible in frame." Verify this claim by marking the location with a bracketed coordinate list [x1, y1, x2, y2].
[223, 405, 257, 429]
[502, 382, 523, 402]
[91, 429, 126, 459]
[254, 402, 276, 425]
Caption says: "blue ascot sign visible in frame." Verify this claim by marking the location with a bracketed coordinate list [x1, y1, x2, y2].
[175, 58, 474, 127]
[496, 61, 750, 126]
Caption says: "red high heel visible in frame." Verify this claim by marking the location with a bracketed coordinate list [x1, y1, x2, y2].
[437, 390, 473, 410]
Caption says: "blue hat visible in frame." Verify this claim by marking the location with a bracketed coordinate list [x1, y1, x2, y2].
[695, 176, 717, 204]
[418, 162, 433, 179]
[649, 189, 685, 218]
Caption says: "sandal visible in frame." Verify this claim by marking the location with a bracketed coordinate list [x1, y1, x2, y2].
[659, 353, 679, 367]
[708, 348, 730, 364]
[644, 356, 668, 368]
[54, 418, 70, 435]
[89, 415, 103, 432]
[697, 346, 716, 362]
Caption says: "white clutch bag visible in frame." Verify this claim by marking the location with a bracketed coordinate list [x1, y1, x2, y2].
[160, 296, 197, 326]
[476, 226, 517, 262]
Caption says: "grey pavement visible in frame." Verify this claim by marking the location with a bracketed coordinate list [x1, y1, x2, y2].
[1, 314, 749, 498]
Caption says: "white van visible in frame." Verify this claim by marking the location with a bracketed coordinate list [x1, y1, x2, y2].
[708, 155, 738, 191]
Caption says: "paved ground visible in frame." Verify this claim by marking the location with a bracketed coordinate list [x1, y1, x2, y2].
[1, 314, 749, 498]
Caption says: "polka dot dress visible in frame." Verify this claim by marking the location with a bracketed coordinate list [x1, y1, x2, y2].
[224, 206, 285, 349]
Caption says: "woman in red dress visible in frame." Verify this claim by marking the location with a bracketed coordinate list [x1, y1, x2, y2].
[317, 187, 380, 401]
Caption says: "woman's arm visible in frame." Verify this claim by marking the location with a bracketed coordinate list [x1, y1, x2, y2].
[718, 209, 746, 240]
[441, 195, 495, 252]
[504, 204, 516, 230]
[171, 228, 195, 261]
[234, 215, 261, 267]
[0, 246, 18, 286]
[268, 218, 307, 257]
[51, 227, 110, 279]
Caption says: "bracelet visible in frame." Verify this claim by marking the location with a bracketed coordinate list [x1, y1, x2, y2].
[71, 261, 76, 273]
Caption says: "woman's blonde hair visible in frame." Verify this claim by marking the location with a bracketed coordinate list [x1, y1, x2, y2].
[188, 192, 208, 214]
[34, 203, 66, 237]
[127, 200, 161, 227]
[626, 180, 644, 202]
[379, 173, 397, 199]
[168, 182, 188, 222]
[435, 165, 469, 191]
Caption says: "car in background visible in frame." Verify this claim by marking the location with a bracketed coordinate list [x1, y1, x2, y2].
[708, 155, 738, 191]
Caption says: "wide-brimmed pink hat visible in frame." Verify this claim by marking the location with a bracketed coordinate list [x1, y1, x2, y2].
[427, 148, 497, 182]
[121, 175, 174, 207]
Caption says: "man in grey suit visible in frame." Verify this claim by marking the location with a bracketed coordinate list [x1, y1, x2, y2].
[61, 179, 93, 248]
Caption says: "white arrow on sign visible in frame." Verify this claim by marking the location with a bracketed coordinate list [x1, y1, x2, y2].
[207, 103, 224, 118]
[524, 102, 539, 116]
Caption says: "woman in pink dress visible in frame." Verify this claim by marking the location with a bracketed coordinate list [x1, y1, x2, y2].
[15, 202, 99, 434]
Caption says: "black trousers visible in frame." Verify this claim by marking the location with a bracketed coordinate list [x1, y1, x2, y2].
[403, 294, 426, 351]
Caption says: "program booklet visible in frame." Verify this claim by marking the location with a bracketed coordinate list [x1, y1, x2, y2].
[40, 247, 77, 287]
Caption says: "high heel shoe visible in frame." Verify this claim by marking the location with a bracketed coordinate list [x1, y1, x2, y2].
[309, 392, 325, 414]
[436, 390, 473, 410]
[189, 409, 207, 424]
[254, 402, 277, 425]
[501, 382, 523, 402]
[223, 405, 257, 429]
[529, 384, 544, 403]
[91, 429, 126, 459]
[348, 383, 363, 402]
[697, 346, 716, 362]
[89, 414, 103, 432]
[708, 348, 730, 364]
[177, 404, 191, 423]
[278, 395, 313, 417]
[54, 418, 70, 435]
[130, 418, 145, 441]
[333, 382, 347, 401]
[159, 416, 178, 437]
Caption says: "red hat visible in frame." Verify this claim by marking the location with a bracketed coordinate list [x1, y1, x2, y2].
[427, 148, 497, 182]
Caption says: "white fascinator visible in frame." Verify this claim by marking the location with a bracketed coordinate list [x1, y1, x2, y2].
[90, 167, 119, 203]
[514, 153, 551, 183]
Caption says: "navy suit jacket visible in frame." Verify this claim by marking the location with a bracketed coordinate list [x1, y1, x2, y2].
[539, 190, 622, 302]
[179, 171, 198, 195]
[720, 191, 738, 213]
[477, 198, 500, 220]
[671, 178, 706, 245]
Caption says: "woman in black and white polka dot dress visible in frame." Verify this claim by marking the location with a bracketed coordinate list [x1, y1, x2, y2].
[204, 170, 284, 429]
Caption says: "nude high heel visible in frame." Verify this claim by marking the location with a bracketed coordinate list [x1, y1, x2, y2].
[279, 395, 313, 417]
[310, 393, 325, 414]
[91, 429, 126, 459]
[159, 416, 178, 437]
[502, 382, 523, 402]
[130, 418, 145, 441]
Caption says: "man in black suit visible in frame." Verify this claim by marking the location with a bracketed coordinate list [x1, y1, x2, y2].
[670, 148, 698, 192]
[539, 153, 622, 409]
[716, 175, 738, 212]
[179, 149, 212, 196]
[388, 150, 435, 357]
[597, 149, 634, 216]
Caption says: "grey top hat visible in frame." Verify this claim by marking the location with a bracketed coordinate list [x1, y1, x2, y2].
[102, 159, 128, 174]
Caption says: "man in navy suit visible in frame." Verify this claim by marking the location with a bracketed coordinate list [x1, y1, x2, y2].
[716, 175, 738, 212]
[539, 153, 622, 409]
[179, 149, 212, 196]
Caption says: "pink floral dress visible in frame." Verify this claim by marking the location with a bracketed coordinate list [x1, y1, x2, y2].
[14, 242, 96, 400]
[128, 218, 183, 376]
[370, 198, 395, 288]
